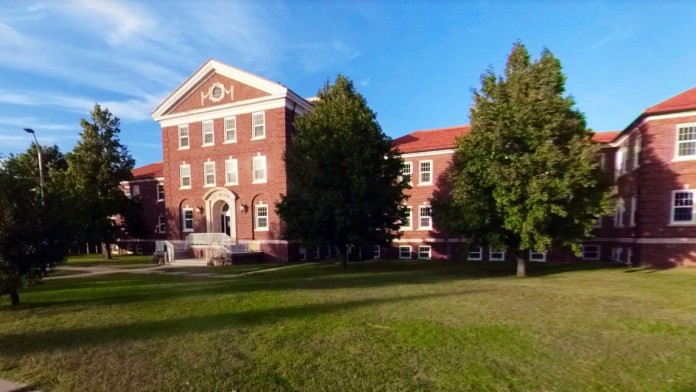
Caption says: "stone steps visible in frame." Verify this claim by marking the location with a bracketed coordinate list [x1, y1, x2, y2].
[172, 258, 209, 266]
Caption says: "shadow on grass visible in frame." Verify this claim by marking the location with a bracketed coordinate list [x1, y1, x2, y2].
[0, 289, 489, 358]
[5, 260, 627, 311]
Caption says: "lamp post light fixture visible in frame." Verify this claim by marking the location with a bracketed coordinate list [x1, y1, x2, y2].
[23, 128, 45, 202]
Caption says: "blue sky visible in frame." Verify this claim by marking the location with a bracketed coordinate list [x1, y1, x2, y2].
[1, 0, 695, 166]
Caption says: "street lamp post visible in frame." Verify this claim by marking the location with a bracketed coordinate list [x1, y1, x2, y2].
[23, 128, 44, 202]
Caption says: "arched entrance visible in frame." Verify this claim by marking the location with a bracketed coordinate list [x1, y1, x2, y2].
[203, 188, 237, 239]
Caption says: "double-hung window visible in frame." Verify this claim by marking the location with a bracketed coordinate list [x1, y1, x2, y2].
[399, 245, 412, 260]
[373, 245, 381, 259]
[252, 112, 265, 139]
[489, 248, 506, 261]
[202, 120, 214, 146]
[467, 246, 482, 261]
[225, 158, 238, 185]
[182, 208, 194, 232]
[630, 195, 638, 227]
[676, 124, 696, 159]
[132, 185, 140, 197]
[179, 164, 191, 189]
[402, 161, 413, 184]
[178, 125, 189, 149]
[255, 204, 269, 231]
[672, 190, 695, 224]
[224, 116, 237, 143]
[401, 206, 412, 230]
[581, 245, 601, 261]
[157, 214, 166, 233]
[614, 199, 625, 227]
[418, 245, 431, 260]
[632, 134, 642, 169]
[419, 160, 433, 185]
[529, 251, 546, 262]
[418, 205, 432, 230]
[203, 161, 216, 187]
[157, 183, 165, 201]
[252, 154, 267, 183]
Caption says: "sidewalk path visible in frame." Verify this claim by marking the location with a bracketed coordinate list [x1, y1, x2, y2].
[0, 377, 43, 392]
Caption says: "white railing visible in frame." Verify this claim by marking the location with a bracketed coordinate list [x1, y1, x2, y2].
[155, 240, 187, 264]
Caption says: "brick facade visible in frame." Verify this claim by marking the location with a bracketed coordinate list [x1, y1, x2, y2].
[127, 59, 696, 267]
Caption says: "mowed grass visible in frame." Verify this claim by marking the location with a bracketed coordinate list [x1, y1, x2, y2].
[2, 261, 696, 392]
[64, 253, 154, 268]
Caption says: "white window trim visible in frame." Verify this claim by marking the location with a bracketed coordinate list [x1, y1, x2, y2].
[632, 133, 642, 170]
[673, 123, 696, 161]
[223, 116, 237, 144]
[182, 207, 194, 232]
[178, 124, 190, 150]
[489, 248, 506, 262]
[255, 203, 269, 231]
[299, 246, 307, 261]
[529, 250, 547, 262]
[669, 189, 696, 226]
[201, 120, 214, 147]
[399, 245, 412, 260]
[630, 195, 637, 227]
[251, 111, 266, 140]
[614, 199, 625, 228]
[418, 245, 432, 260]
[203, 161, 216, 188]
[132, 184, 140, 197]
[401, 205, 413, 231]
[157, 183, 165, 202]
[373, 245, 381, 259]
[417, 205, 432, 231]
[252, 154, 267, 184]
[314, 246, 320, 260]
[611, 246, 624, 262]
[402, 161, 413, 185]
[615, 146, 628, 179]
[179, 163, 191, 190]
[418, 160, 433, 186]
[581, 245, 601, 261]
[157, 214, 166, 233]
[467, 246, 482, 261]
[225, 158, 239, 186]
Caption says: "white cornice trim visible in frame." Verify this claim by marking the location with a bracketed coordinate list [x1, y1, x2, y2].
[158, 96, 290, 128]
[610, 110, 696, 147]
[393, 238, 467, 243]
[153, 59, 312, 120]
[584, 237, 696, 244]
[400, 149, 455, 158]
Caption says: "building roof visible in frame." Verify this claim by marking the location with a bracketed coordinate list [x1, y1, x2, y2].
[392, 125, 616, 152]
[644, 86, 696, 115]
[591, 131, 620, 144]
[392, 125, 470, 154]
[132, 162, 163, 180]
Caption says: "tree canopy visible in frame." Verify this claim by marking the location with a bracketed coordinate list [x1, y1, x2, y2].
[0, 147, 75, 305]
[432, 42, 612, 276]
[277, 75, 409, 267]
[66, 104, 136, 259]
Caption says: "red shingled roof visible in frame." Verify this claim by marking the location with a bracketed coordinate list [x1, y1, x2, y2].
[392, 125, 470, 153]
[132, 162, 163, 179]
[644, 86, 696, 115]
[591, 131, 620, 144]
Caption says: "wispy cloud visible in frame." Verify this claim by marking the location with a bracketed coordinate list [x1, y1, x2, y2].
[295, 40, 361, 73]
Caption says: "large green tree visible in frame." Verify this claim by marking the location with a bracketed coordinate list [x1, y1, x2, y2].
[433, 42, 612, 277]
[0, 147, 75, 306]
[277, 75, 409, 268]
[66, 104, 135, 259]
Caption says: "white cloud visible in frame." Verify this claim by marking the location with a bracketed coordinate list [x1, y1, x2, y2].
[295, 40, 361, 73]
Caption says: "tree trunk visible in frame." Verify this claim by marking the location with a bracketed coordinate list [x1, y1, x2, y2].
[9, 288, 20, 306]
[102, 242, 113, 260]
[516, 254, 527, 277]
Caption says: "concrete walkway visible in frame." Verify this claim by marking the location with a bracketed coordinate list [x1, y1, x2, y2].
[47, 262, 314, 280]
[0, 377, 43, 392]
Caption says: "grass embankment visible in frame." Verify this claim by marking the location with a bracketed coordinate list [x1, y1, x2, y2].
[64, 253, 153, 268]
[2, 261, 696, 391]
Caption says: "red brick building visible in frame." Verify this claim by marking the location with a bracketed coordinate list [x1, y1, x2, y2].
[123, 59, 696, 267]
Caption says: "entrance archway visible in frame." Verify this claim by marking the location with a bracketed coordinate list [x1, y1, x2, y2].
[203, 188, 237, 239]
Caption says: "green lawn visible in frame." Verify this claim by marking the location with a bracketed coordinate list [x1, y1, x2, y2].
[2, 261, 696, 391]
[65, 253, 154, 268]
[158, 263, 296, 275]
